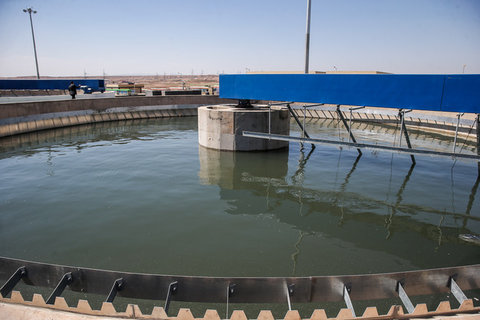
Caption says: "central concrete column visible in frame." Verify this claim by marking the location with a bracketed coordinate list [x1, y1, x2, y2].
[198, 105, 290, 151]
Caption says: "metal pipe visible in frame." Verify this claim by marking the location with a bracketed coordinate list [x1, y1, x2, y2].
[399, 113, 405, 147]
[304, 0, 312, 74]
[46, 272, 73, 305]
[226, 286, 230, 320]
[105, 278, 124, 303]
[397, 282, 414, 314]
[343, 285, 356, 317]
[0, 266, 26, 297]
[348, 106, 366, 142]
[303, 105, 306, 138]
[449, 277, 467, 305]
[287, 104, 310, 138]
[399, 111, 416, 164]
[243, 131, 480, 161]
[164, 281, 178, 315]
[303, 103, 324, 108]
[349, 106, 366, 111]
[337, 106, 361, 155]
[266, 101, 293, 106]
[225, 284, 235, 319]
[287, 104, 315, 149]
[476, 114, 480, 156]
[268, 103, 271, 137]
[453, 113, 464, 154]
[285, 282, 293, 311]
[349, 109, 353, 142]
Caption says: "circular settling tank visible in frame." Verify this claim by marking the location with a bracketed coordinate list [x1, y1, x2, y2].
[0, 117, 479, 279]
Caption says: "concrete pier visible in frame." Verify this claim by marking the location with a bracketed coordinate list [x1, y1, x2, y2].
[198, 105, 290, 151]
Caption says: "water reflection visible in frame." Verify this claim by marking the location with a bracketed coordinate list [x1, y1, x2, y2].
[385, 161, 416, 239]
[0, 118, 198, 180]
[1, 116, 479, 276]
[466, 165, 480, 216]
[198, 125, 480, 272]
[0, 118, 196, 157]
[198, 145, 289, 192]
[340, 153, 362, 193]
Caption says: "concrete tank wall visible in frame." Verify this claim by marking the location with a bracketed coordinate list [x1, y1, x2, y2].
[0, 96, 232, 137]
[0, 95, 231, 120]
[198, 105, 290, 151]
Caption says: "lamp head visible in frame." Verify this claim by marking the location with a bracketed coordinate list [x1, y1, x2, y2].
[23, 8, 37, 14]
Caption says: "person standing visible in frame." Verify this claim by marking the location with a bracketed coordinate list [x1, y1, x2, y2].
[68, 81, 78, 99]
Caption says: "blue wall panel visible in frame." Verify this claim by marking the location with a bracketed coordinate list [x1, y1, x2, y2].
[219, 74, 480, 113]
[0, 79, 105, 91]
[441, 75, 480, 113]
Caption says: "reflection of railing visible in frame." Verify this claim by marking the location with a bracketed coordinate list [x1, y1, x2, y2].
[1, 256, 479, 316]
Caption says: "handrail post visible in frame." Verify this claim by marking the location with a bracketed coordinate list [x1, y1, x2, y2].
[453, 113, 464, 154]
[343, 284, 356, 317]
[337, 105, 361, 155]
[396, 281, 414, 314]
[164, 281, 178, 315]
[399, 109, 415, 164]
[105, 278, 124, 303]
[46, 272, 73, 305]
[0, 266, 27, 297]
[448, 276, 468, 305]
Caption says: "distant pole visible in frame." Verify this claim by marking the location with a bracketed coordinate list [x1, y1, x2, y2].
[23, 7, 40, 79]
[304, 0, 312, 74]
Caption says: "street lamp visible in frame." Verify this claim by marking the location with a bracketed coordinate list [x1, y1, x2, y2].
[23, 7, 40, 79]
[304, 0, 312, 74]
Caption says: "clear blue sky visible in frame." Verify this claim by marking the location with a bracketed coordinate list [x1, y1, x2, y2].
[0, 0, 479, 76]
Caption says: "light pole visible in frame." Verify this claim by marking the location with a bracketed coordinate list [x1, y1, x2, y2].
[304, 0, 312, 74]
[23, 7, 40, 79]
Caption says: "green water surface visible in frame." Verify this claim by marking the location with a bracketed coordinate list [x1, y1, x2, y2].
[1, 117, 479, 278]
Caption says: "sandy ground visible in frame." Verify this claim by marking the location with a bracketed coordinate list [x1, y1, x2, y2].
[106, 75, 218, 89]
